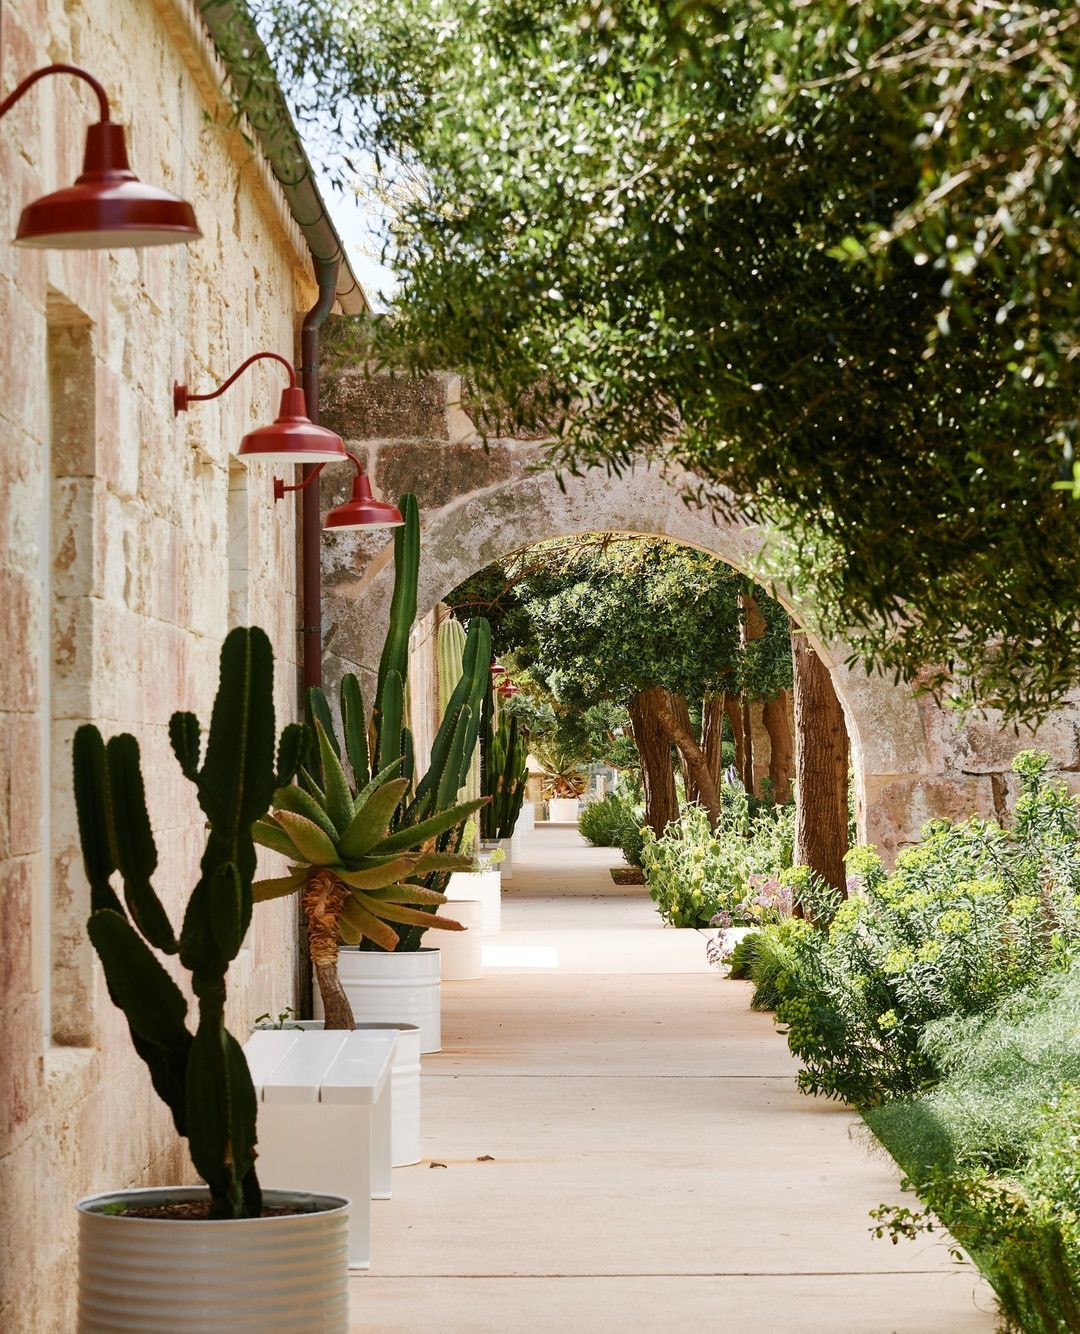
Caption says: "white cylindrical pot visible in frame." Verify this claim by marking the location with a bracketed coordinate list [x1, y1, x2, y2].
[353, 1022, 422, 1166]
[436, 900, 483, 980]
[77, 1187, 349, 1333]
[549, 797, 580, 822]
[335, 947, 442, 1053]
[445, 870, 502, 935]
[499, 837, 513, 880]
[256, 1020, 423, 1169]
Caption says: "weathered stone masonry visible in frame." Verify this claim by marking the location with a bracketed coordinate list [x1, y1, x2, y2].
[0, 3, 325, 1328]
[318, 362, 1080, 861]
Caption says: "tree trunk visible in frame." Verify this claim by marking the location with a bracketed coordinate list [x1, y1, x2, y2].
[303, 871, 354, 1029]
[723, 693, 749, 790]
[628, 687, 679, 836]
[791, 636, 849, 894]
[701, 695, 725, 789]
[740, 698, 755, 792]
[668, 693, 701, 805]
[656, 691, 722, 828]
[763, 688, 794, 803]
[747, 701, 771, 797]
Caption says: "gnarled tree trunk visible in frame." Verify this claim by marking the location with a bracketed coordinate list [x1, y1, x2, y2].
[303, 871, 354, 1029]
[791, 635, 849, 894]
[763, 688, 794, 803]
[657, 691, 722, 828]
[723, 693, 750, 790]
[628, 687, 679, 836]
[701, 695, 726, 790]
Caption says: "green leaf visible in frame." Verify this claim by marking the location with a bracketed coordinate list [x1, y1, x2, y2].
[253, 818, 302, 860]
[316, 719, 355, 836]
[272, 782, 339, 842]
[272, 810, 341, 866]
[252, 871, 307, 903]
[374, 797, 488, 854]
[352, 894, 463, 932]
[336, 856, 418, 890]
[339, 897, 400, 951]
[339, 777, 410, 860]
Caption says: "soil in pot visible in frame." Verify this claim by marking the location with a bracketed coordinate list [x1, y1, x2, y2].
[610, 866, 646, 885]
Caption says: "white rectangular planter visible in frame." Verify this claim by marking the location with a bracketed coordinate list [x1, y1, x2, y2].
[244, 1029, 396, 1271]
[445, 869, 502, 935]
[255, 1019, 422, 1168]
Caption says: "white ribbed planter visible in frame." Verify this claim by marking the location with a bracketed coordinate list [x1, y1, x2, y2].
[445, 870, 502, 935]
[77, 1187, 348, 1334]
[255, 1021, 422, 1168]
[332, 947, 442, 1054]
[436, 899, 483, 980]
[548, 797, 581, 822]
[499, 837, 514, 881]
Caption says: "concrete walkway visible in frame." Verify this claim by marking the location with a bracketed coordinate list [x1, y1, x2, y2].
[349, 824, 995, 1333]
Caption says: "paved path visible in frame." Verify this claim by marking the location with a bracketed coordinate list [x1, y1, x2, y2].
[349, 824, 995, 1333]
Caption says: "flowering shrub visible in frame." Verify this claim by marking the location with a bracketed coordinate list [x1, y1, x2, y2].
[771, 752, 1080, 1106]
[641, 789, 795, 928]
[578, 791, 640, 849]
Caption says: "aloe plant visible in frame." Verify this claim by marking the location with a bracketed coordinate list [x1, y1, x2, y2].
[253, 713, 483, 1027]
[72, 627, 303, 1218]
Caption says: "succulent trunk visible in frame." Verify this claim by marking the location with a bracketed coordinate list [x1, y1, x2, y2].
[303, 870, 354, 1030]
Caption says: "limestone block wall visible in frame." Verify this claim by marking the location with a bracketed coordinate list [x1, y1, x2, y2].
[0, 2, 317, 1328]
[318, 361, 1080, 862]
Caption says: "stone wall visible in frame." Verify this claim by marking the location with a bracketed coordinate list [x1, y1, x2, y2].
[318, 362, 1080, 861]
[0, 2, 317, 1328]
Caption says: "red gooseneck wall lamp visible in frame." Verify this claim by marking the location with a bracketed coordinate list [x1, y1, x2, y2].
[174, 352, 347, 463]
[0, 63, 200, 248]
[275, 453, 404, 531]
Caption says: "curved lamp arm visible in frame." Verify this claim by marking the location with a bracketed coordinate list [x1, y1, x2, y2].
[273, 449, 363, 502]
[0, 63, 111, 124]
[173, 351, 296, 415]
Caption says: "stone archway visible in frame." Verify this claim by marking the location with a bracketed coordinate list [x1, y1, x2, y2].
[318, 367, 1080, 859]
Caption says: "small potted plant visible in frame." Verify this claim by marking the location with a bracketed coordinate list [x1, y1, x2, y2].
[72, 628, 351, 1333]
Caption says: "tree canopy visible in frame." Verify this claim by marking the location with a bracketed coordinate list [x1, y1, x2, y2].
[253, 0, 1080, 720]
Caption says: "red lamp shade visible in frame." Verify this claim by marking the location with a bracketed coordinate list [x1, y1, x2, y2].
[491, 662, 507, 677]
[497, 681, 520, 698]
[324, 472, 404, 530]
[237, 387, 348, 464]
[15, 122, 200, 249]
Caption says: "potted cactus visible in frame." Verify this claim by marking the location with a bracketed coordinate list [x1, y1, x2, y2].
[71, 628, 351, 1334]
[255, 494, 493, 1050]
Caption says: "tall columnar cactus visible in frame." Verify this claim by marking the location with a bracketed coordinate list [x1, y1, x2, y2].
[481, 683, 530, 840]
[371, 492, 419, 776]
[72, 628, 304, 1219]
[438, 617, 483, 807]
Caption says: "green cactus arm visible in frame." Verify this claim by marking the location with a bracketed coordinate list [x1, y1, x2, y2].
[251, 871, 308, 903]
[225, 1030, 261, 1218]
[304, 687, 337, 789]
[275, 722, 305, 790]
[315, 720, 354, 835]
[352, 894, 464, 932]
[208, 862, 245, 961]
[72, 725, 124, 916]
[335, 856, 419, 890]
[435, 707, 472, 811]
[196, 627, 278, 884]
[374, 669, 406, 775]
[168, 712, 201, 781]
[104, 735, 177, 954]
[401, 725, 415, 792]
[271, 810, 341, 866]
[270, 784, 339, 841]
[372, 796, 488, 854]
[340, 673, 370, 788]
[437, 618, 466, 717]
[185, 1019, 258, 1219]
[338, 777, 410, 860]
[87, 909, 189, 1044]
[252, 817, 303, 860]
[339, 896, 400, 951]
